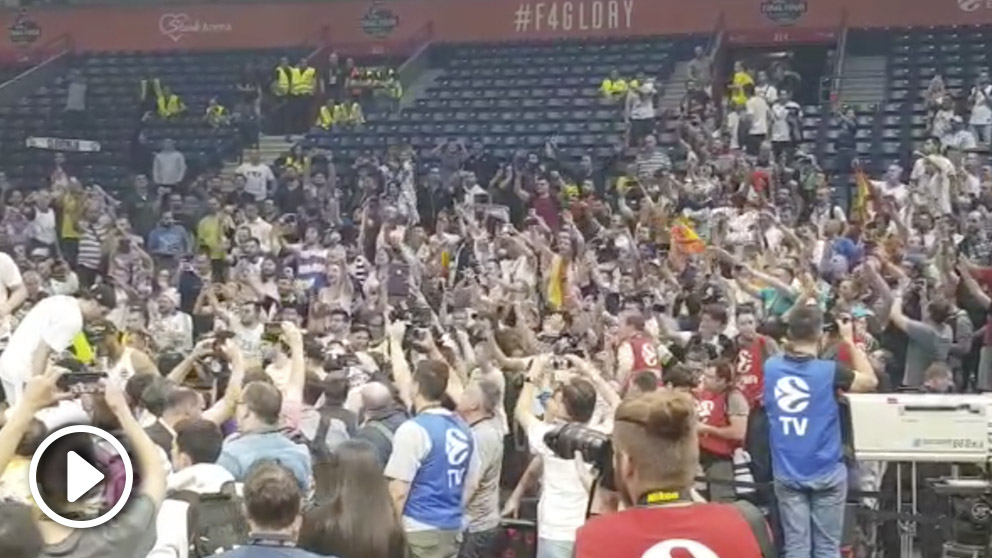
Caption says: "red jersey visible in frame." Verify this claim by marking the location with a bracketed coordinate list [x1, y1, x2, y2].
[627, 334, 662, 374]
[735, 335, 768, 408]
[695, 388, 738, 457]
[575, 503, 764, 558]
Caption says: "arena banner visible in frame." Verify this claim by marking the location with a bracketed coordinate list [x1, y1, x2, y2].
[0, 0, 990, 55]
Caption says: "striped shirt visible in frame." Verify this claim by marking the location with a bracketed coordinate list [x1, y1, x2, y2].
[77, 221, 109, 271]
[634, 149, 672, 183]
[297, 246, 328, 290]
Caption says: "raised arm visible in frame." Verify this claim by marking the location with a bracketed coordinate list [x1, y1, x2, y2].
[203, 340, 246, 425]
[386, 317, 414, 410]
[104, 381, 167, 506]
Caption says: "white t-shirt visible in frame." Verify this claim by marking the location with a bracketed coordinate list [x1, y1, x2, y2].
[756, 83, 778, 104]
[235, 163, 275, 201]
[746, 96, 770, 135]
[971, 85, 992, 126]
[247, 218, 274, 253]
[527, 422, 597, 542]
[944, 129, 978, 151]
[770, 103, 791, 142]
[0, 295, 82, 385]
[628, 93, 655, 121]
[0, 253, 23, 338]
[29, 207, 57, 246]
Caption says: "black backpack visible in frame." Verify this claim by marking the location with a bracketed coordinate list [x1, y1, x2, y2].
[170, 482, 250, 558]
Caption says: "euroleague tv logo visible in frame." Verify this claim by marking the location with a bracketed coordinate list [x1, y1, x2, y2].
[774, 376, 810, 413]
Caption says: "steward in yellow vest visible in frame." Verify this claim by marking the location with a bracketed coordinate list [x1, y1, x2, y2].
[347, 101, 365, 126]
[204, 97, 228, 127]
[139, 77, 162, 111]
[315, 101, 335, 130]
[290, 60, 316, 96]
[156, 86, 186, 119]
[272, 57, 291, 97]
[600, 70, 629, 98]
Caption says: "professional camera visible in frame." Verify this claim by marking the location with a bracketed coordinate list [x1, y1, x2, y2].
[931, 478, 992, 556]
[543, 423, 615, 490]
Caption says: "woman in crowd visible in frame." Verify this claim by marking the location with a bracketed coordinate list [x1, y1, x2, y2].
[300, 440, 407, 558]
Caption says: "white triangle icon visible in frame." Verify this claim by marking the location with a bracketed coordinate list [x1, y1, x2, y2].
[66, 451, 105, 503]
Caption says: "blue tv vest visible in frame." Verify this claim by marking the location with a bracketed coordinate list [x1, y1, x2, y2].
[763, 355, 843, 482]
[403, 411, 474, 530]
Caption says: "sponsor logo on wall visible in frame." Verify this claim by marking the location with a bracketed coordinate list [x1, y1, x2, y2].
[959, 0, 992, 11]
[760, 0, 808, 25]
[9, 11, 41, 46]
[361, 1, 399, 38]
[158, 13, 233, 43]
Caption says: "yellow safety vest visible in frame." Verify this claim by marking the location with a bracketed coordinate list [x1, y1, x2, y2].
[274, 66, 290, 96]
[315, 105, 334, 129]
[71, 332, 95, 365]
[333, 103, 348, 122]
[284, 155, 306, 173]
[290, 66, 316, 95]
[157, 94, 184, 118]
[348, 102, 363, 123]
[601, 78, 628, 96]
[207, 105, 226, 118]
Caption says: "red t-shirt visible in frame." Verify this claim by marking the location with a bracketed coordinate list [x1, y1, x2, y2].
[575, 503, 765, 558]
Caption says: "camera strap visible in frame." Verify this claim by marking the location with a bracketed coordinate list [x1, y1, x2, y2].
[635, 489, 695, 507]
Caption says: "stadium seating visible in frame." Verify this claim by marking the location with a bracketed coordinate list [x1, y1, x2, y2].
[306, 36, 707, 166]
[0, 48, 306, 190]
[838, 26, 992, 173]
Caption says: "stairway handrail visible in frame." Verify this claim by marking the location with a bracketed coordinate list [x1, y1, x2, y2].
[828, 8, 850, 110]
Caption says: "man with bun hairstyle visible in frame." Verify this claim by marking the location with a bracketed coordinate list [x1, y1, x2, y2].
[574, 390, 773, 558]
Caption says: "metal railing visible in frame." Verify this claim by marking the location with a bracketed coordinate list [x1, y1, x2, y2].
[0, 32, 74, 107]
[825, 8, 849, 109]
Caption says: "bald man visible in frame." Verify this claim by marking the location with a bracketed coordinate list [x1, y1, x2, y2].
[354, 381, 409, 468]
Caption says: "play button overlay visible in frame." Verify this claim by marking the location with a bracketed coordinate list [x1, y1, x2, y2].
[66, 451, 105, 503]
[29, 424, 134, 529]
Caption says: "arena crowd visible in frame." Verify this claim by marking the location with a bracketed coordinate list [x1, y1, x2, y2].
[0, 44, 984, 558]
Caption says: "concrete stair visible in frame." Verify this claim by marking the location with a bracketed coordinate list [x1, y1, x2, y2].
[658, 61, 691, 114]
[219, 134, 296, 179]
[400, 67, 444, 111]
[837, 55, 888, 108]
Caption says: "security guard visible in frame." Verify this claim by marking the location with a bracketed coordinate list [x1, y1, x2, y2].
[332, 101, 349, 125]
[205, 97, 228, 128]
[156, 85, 186, 119]
[272, 57, 292, 98]
[600, 69, 629, 99]
[289, 57, 316, 134]
[314, 99, 335, 130]
[139, 77, 161, 116]
[347, 100, 365, 127]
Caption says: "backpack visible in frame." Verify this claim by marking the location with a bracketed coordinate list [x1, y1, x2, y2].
[170, 483, 250, 558]
[305, 412, 355, 461]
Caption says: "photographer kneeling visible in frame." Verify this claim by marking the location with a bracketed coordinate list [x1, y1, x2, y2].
[574, 389, 774, 558]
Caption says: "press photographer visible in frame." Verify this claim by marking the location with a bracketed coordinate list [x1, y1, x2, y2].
[572, 389, 774, 558]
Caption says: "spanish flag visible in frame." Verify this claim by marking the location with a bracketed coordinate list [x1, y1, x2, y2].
[546, 254, 568, 310]
[852, 169, 873, 223]
[671, 217, 705, 255]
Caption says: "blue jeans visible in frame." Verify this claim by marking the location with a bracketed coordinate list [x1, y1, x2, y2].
[774, 462, 848, 558]
[536, 538, 573, 558]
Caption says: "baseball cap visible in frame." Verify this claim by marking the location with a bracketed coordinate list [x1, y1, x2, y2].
[88, 284, 117, 311]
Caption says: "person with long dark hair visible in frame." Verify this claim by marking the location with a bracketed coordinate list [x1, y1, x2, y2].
[299, 440, 406, 558]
